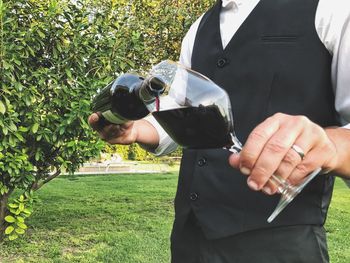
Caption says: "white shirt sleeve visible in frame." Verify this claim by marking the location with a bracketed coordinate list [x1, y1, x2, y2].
[316, 0, 350, 126]
[143, 114, 178, 156]
[179, 15, 204, 68]
[342, 123, 350, 129]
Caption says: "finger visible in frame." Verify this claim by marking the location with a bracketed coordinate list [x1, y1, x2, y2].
[88, 113, 100, 130]
[247, 115, 306, 191]
[284, 124, 336, 185]
[287, 151, 323, 186]
[228, 153, 241, 169]
[263, 130, 316, 194]
[262, 148, 303, 195]
[100, 124, 122, 141]
[88, 112, 111, 131]
[288, 141, 336, 185]
[239, 115, 281, 175]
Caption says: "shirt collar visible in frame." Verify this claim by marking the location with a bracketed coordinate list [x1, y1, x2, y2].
[222, 0, 244, 8]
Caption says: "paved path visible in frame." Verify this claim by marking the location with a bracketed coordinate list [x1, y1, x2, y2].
[76, 161, 179, 175]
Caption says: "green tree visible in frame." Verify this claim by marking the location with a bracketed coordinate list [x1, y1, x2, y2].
[0, 0, 108, 241]
[0, 0, 213, 241]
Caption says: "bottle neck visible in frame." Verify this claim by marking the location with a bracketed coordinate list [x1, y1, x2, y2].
[138, 76, 166, 103]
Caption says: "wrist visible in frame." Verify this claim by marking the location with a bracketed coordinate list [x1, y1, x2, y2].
[325, 127, 350, 177]
[134, 120, 160, 149]
[132, 121, 141, 143]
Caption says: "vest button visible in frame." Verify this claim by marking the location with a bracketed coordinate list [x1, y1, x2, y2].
[197, 157, 207, 167]
[217, 58, 228, 68]
[190, 192, 198, 201]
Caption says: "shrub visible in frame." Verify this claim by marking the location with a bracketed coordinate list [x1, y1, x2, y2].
[0, 0, 213, 241]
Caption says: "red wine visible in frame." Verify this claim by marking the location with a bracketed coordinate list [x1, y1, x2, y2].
[152, 105, 234, 149]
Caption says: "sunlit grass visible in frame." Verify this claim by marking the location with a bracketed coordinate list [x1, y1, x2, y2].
[0, 174, 348, 263]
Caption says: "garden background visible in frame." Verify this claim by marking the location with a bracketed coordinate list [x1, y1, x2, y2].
[0, 0, 349, 262]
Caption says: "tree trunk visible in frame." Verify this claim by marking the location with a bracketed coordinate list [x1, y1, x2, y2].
[0, 192, 10, 242]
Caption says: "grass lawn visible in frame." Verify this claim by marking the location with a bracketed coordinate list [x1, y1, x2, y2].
[0, 173, 349, 263]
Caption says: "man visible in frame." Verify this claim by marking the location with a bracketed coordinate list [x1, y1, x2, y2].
[89, 0, 350, 262]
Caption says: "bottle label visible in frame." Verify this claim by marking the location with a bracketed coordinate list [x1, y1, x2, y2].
[102, 110, 128, 124]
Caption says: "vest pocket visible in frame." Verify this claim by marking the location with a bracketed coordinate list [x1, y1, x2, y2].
[261, 35, 298, 43]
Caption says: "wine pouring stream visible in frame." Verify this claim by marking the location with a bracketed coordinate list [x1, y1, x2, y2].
[92, 60, 322, 222]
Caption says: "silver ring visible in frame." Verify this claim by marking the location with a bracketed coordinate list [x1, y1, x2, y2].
[291, 144, 305, 160]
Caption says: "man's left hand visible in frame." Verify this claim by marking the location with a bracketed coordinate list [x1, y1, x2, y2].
[228, 113, 339, 195]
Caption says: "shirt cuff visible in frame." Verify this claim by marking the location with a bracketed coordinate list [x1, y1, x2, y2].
[143, 115, 178, 156]
[342, 123, 350, 129]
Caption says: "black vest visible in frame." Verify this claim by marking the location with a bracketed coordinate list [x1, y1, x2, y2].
[174, 0, 341, 240]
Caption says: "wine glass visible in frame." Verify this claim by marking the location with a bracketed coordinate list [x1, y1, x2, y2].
[145, 60, 322, 223]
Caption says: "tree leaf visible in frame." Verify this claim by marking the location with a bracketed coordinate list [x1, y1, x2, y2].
[9, 234, 18, 241]
[14, 59, 21, 66]
[17, 222, 27, 229]
[8, 203, 19, 209]
[65, 68, 72, 78]
[19, 203, 25, 211]
[35, 151, 40, 161]
[15, 228, 26, 235]
[9, 122, 17, 132]
[0, 100, 6, 114]
[23, 209, 31, 215]
[17, 216, 25, 223]
[32, 123, 39, 134]
[37, 29, 45, 39]
[4, 215, 16, 223]
[14, 209, 21, 215]
[5, 226, 14, 235]
[3, 61, 10, 70]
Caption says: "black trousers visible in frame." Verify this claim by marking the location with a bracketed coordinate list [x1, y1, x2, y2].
[171, 213, 329, 263]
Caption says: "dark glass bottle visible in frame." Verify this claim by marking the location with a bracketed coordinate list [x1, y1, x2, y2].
[91, 73, 166, 124]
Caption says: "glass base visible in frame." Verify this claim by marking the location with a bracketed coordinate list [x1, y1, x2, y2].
[267, 167, 322, 223]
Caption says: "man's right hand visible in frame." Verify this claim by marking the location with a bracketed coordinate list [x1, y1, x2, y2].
[88, 113, 138, 145]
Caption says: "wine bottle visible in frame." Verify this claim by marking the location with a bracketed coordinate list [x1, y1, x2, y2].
[91, 73, 166, 124]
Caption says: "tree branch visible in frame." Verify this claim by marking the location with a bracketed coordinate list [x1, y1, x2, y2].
[31, 168, 61, 191]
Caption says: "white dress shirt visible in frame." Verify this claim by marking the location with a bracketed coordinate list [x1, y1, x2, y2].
[147, 0, 350, 155]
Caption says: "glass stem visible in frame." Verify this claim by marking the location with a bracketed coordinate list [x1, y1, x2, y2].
[227, 132, 243, 154]
[269, 175, 294, 197]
